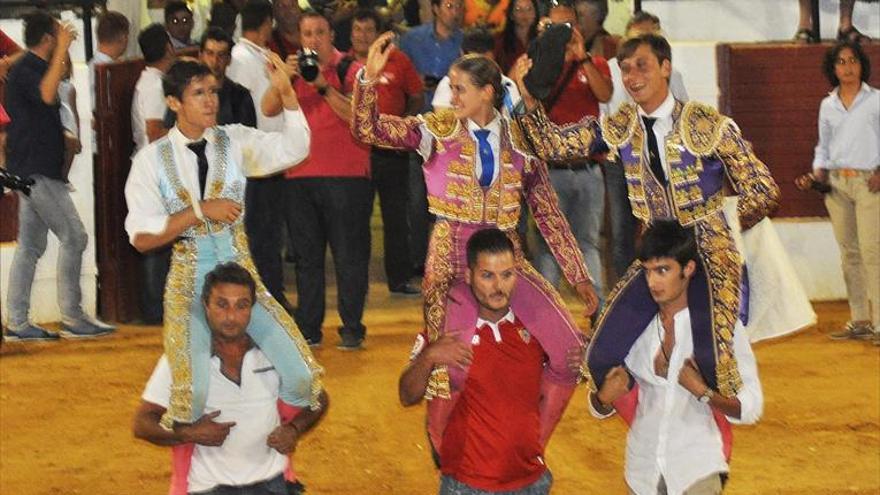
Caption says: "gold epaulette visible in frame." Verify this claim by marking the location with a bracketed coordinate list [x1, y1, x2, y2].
[679, 101, 731, 157]
[420, 109, 461, 139]
[601, 102, 638, 148]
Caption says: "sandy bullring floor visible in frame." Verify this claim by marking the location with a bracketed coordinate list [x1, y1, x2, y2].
[1, 291, 878, 494]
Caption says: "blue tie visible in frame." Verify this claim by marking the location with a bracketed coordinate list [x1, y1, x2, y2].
[474, 129, 494, 187]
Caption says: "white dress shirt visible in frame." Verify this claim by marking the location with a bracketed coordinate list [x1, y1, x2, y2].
[124, 109, 310, 243]
[595, 309, 763, 495]
[602, 57, 689, 117]
[226, 38, 281, 132]
[142, 349, 288, 492]
[812, 82, 880, 172]
[417, 112, 504, 186]
[637, 90, 677, 180]
[131, 66, 167, 152]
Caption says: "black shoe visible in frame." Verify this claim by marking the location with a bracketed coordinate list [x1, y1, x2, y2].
[389, 283, 421, 297]
[4, 324, 60, 342]
[337, 326, 365, 351]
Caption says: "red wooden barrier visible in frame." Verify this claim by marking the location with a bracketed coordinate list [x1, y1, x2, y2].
[717, 42, 880, 218]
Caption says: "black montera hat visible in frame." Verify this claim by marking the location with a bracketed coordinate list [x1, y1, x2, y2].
[523, 22, 572, 101]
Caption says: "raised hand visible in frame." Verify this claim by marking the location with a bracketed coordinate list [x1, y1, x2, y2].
[267, 51, 295, 96]
[512, 55, 537, 110]
[56, 21, 78, 53]
[365, 31, 396, 81]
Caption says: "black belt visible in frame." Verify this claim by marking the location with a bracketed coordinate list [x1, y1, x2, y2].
[547, 160, 595, 171]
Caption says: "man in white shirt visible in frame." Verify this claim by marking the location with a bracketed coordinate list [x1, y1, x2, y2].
[225, 0, 295, 314]
[132, 23, 178, 325]
[89, 11, 128, 114]
[134, 262, 328, 495]
[588, 220, 763, 495]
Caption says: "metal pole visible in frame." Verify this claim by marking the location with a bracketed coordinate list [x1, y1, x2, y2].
[810, 0, 820, 43]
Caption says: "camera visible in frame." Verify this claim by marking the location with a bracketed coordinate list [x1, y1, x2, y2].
[297, 49, 320, 82]
[0, 169, 35, 196]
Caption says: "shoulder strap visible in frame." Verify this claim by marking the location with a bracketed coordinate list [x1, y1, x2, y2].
[336, 55, 354, 92]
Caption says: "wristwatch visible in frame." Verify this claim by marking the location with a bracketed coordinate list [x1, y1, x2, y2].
[316, 85, 328, 96]
[698, 388, 715, 404]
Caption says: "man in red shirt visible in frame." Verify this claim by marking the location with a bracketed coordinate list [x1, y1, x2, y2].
[265, 10, 371, 350]
[532, 4, 611, 308]
[349, 8, 424, 296]
[400, 228, 566, 494]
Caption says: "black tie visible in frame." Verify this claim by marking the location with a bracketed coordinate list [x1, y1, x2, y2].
[642, 117, 667, 187]
[186, 139, 210, 198]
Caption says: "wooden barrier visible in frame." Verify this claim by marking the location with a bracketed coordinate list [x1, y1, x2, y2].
[94, 59, 146, 322]
[717, 42, 880, 218]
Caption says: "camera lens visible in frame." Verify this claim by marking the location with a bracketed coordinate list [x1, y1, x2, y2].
[298, 49, 320, 82]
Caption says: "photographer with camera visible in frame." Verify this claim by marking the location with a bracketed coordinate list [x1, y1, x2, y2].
[262, 10, 371, 351]
[4, 11, 115, 341]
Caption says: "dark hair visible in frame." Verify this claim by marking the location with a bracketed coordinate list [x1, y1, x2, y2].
[201, 262, 257, 306]
[501, 0, 538, 58]
[209, 3, 239, 36]
[617, 32, 671, 66]
[96, 11, 130, 44]
[575, 0, 608, 25]
[164, 0, 192, 21]
[299, 9, 331, 28]
[23, 10, 57, 48]
[451, 54, 504, 110]
[352, 8, 384, 31]
[625, 10, 660, 32]
[200, 26, 235, 52]
[822, 40, 871, 87]
[241, 0, 274, 32]
[466, 228, 515, 268]
[138, 23, 171, 64]
[461, 28, 495, 55]
[637, 220, 697, 268]
[163, 60, 213, 99]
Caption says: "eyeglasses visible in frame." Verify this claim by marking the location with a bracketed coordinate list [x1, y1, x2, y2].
[835, 56, 860, 66]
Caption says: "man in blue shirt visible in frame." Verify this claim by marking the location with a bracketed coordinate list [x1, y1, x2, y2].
[4, 11, 115, 341]
[399, 0, 464, 108]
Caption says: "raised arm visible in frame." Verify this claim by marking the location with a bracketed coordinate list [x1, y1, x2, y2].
[715, 121, 780, 230]
[351, 32, 424, 151]
[510, 56, 600, 162]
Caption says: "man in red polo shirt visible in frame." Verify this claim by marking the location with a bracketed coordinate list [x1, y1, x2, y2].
[349, 8, 424, 296]
[400, 228, 562, 494]
[264, 10, 371, 350]
[532, 4, 611, 309]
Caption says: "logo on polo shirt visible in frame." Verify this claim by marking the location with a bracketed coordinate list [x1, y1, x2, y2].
[471, 334, 481, 346]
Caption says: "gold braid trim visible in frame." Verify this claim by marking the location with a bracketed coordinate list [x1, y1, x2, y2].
[230, 226, 325, 409]
[423, 221, 456, 399]
[420, 109, 461, 140]
[679, 101, 730, 157]
[600, 103, 638, 149]
[160, 239, 199, 429]
[695, 215, 743, 398]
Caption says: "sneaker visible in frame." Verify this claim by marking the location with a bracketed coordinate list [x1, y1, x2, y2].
[337, 327, 365, 351]
[59, 319, 116, 339]
[389, 283, 421, 297]
[81, 315, 117, 332]
[829, 322, 874, 341]
[4, 324, 60, 342]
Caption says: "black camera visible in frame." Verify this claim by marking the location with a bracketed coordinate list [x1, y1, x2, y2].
[0, 169, 35, 196]
[297, 49, 320, 82]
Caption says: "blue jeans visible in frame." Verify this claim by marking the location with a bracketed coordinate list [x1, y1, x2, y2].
[439, 470, 553, 495]
[190, 473, 288, 495]
[533, 166, 605, 305]
[6, 176, 88, 329]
